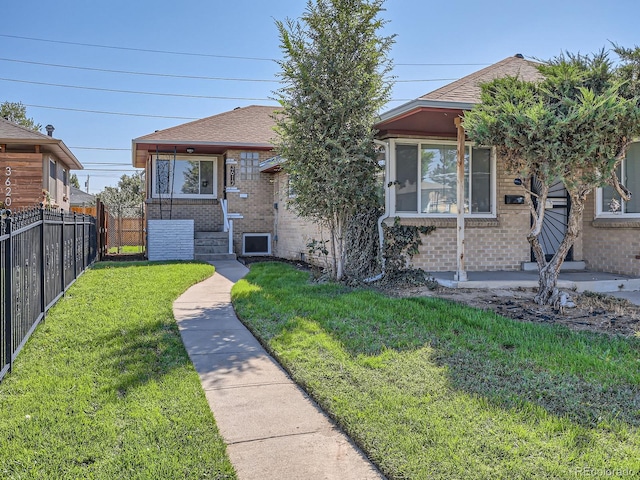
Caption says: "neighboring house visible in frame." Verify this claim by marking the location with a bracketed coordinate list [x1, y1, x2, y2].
[70, 186, 96, 215]
[375, 54, 640, 277]
[0, 118, 82, 211]
[131, 56, 640, 277]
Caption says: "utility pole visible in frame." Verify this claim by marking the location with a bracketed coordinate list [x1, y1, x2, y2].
[85, 175, 90, 193]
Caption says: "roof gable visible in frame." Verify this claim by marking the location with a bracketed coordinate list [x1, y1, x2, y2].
[134, 105, 281, 146]
[420, 55, 544, 104]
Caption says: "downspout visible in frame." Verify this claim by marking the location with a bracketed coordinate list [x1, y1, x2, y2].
[364, 139, 390, 283]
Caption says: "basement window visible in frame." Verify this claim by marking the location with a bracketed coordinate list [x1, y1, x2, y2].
[242, 233, 271, 255]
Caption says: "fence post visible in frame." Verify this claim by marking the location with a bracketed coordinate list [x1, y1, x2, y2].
[60, 210, 65, 294]
[4, 215, 13, 372]
[40, 209, 46, 320]
[73, 212, 77, 280]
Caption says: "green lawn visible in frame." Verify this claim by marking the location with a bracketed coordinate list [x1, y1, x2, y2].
[0, 262, 236, 480]
[107, 245, 144, 254]
[232, 262, 640, 480]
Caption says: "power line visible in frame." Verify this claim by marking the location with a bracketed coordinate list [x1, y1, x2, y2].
[0, 77, 273, 101]
[0, 34, 494, 67]
[82, 168, 139, 175]
[396, 62, 490, 66]
[0, 57, 279, 83]
[25, 103, 198, 120]
[3, 77, 415, 102]
[0, 34, 276, 62]
[396, 78, 458, 83]
[70, 147, 131, 152]
[0, 57, 459, 83]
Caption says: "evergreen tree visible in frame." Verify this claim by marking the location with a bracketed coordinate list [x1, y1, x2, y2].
[274, 0, 394, 280]
[464, 49, 640, 305]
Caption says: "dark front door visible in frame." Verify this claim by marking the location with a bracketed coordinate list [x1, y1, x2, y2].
[531, 177, 572, 262]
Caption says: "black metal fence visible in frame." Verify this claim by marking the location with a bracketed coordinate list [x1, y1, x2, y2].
[1, 208, 97, 383]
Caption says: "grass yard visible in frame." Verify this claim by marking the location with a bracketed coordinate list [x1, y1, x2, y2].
[232, 262, 640, 480]
[107, 245, 145, 254]
[0, 262, 236, 480]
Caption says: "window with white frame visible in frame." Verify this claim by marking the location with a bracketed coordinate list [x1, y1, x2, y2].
[152, 156, 217, 198]
[393, 142, 494, 215]
[240, 152, 261, 180]
[598, 142, 640, 216]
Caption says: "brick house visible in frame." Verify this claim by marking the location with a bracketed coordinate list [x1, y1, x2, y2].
[0, 119, 82, 211]
[132, 56, 640, 277]
[375, 54, 640, 277]
[132, 106, 284, 261]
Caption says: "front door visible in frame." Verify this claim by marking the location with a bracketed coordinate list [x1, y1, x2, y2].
[531, 177, 572, 262]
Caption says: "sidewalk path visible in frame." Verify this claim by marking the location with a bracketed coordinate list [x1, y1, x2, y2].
[173, 260, 383, 480]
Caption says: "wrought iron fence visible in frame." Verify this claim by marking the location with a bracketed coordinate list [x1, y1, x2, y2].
[0, 208, 97, 383]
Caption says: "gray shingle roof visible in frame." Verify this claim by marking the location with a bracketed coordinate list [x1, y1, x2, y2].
[69, 186, 95, 206]
[420, 55, 544, 104]
[0, 117, 53, 141]
[134, 105, 281, 146]
[0, 117, 83, 169]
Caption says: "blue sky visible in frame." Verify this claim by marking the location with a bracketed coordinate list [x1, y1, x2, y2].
[2, 0, 638, 193]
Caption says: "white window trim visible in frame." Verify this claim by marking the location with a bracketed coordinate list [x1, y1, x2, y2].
[595, 151, 640, 219]
[151, 155, 218, 199]
[388, 138, 497, 218]
[242, 233, 272, 255]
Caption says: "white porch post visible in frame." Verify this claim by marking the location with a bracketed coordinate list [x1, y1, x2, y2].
[454, 117, 467, 282]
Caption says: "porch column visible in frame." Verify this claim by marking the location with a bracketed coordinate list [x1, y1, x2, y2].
[454, 117, 467, 282]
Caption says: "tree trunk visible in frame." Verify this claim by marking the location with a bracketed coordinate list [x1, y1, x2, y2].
[335, 213, 346, 281]
[329, 224, 339, 280]
[533, 191, 586, 305]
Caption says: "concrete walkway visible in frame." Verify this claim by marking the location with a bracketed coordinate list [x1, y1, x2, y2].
[173, 260, 383, 480]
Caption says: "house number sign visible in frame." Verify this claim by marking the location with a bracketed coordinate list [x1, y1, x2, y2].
[5, 166, 12, 208]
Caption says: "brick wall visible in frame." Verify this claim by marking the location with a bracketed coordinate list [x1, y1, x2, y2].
[271, 171, 330, 265]
[146, 199, 223, 232]
[147, 219, 194, 261]
[392, 154, 532, 272]
[582, 193, 640, 275]
[224, 150, 276, 255]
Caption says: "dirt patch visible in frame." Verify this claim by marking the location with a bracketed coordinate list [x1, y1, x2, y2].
[238, 256, 312, 271]
[389, 284, 640, 338]
[102, 253, 146, 262]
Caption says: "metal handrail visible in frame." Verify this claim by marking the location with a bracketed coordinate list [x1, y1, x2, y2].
[221, 199, 230, 232]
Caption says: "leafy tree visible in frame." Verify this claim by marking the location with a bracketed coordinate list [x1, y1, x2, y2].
[464, 49, 640, 305]
[70, 173, 80, 189]
[98, 172, 144, 219]
[274, 0, 394, 280]
[0, 101, 42, 132]
[99, 172, 144, 253]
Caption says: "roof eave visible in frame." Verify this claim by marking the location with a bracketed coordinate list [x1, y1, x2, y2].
[132, 139, 275, 148]
[0, 137, 83, 170]
[378, 99, 476, 124]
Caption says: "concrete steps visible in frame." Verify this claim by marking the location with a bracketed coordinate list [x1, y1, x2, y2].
[194, 231, 235, 261]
